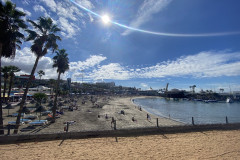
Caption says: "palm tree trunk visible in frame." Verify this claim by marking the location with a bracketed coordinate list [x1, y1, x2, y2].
[7, 74, 14, 102]
[52, 72, 61, 123]
[0, 43, 4, 134]
[3, 76, 7, 103]
[14, 56, 40, 134]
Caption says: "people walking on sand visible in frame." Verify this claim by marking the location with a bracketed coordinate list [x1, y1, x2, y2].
[132, 117, 135, 122]
[147, 114, 151, 121]
[111, 117, 115, 128]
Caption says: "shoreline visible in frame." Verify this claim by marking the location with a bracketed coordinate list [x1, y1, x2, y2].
[99, 96, 182, 130]
[131, 96, 186, 125]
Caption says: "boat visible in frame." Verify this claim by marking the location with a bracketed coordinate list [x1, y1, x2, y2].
[204, 100, 218, 103]
[226, 97, 233, 103]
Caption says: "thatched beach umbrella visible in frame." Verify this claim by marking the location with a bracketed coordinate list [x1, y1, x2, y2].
[4, 104, 15, 115]
[30, 100, 35, 104]
[17, 102, 26, 106]
[18, 106, 30, 121]
[35, 105, 47, 121]
[48, 102, 53, 107]
[35, 103, 40, 108]
[58, 102, 63, 107]
[22, 106, 30, 114]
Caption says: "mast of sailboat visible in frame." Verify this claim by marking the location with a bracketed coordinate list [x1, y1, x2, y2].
[229, 85, 232, 95]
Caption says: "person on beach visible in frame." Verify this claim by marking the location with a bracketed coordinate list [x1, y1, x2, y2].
[132, 117, 135, 122]
[111, 117, 115, 128]
[147, 114, 151, 121]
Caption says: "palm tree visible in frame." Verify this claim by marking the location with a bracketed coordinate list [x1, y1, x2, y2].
[219, 88, 224, 93]
[7, 66, 20, 102]
[14, 17, 61, 134]
[52, 49, 69, 122]
[1, 66, 11, 103]
[0, 1, 27, 134]
[37, 70, 45, 91]
[37, 70, 45, 80]
[189, 85, 196, 93]
[48, 79, 56, 95]
[192, 85, 196, 93]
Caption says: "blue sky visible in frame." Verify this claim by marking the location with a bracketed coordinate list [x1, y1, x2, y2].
[2, 0, 240, 92]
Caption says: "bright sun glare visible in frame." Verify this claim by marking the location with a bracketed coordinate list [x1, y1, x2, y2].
[101, 15, 111, 24]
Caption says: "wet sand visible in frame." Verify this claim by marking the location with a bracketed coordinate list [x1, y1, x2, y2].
[1, 130, 240, 160]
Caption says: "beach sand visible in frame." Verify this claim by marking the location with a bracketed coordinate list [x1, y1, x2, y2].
[2, 96, 182, 134]
[1, 96, 240, 159]
[1, 130, 240, 159]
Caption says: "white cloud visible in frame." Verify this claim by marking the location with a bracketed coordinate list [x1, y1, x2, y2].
[69, 55, 107, 81]
[39, 0, 95, 38]
[75, 0, 94, 9]
[58, 17, 80, 39]
[22, 0, 31, 5]
[33, 5, 50, 17]
[84, 50, 240, 81]
[70, 55, 107, 71]
[136, 51, 240, 78]
[122, 0, 172, 36]
[41, 0, 57, 12]
[140, 83, 149, 90]
[3, 49, 240, 82]
[88, 63, 131, 80]
[1, 47, 60, 80]
[16, 7, 31, 18]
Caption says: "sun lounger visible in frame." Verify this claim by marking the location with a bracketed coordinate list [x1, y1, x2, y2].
[24, 114, 38, 120]
[61, 106, 69, 109]
[29, 120, 48, 126]
[29, 121, 45, 126]
[8, 121, 25, 125]
[10, 113, 25, 117]
[20, 119, 32, 124]
[38, 120, 48, 124]
[42, 111, 52, 116]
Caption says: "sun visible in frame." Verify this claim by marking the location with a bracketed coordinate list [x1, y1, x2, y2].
[101, 14, 111, 24]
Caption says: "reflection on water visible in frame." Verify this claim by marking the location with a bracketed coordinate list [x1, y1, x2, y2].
[134, 97, 240, 124]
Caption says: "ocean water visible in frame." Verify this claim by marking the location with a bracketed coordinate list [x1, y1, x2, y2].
[133, 97, 240, 124]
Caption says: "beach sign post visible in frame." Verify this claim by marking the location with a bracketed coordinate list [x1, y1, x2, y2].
[226, 116, 228, 124]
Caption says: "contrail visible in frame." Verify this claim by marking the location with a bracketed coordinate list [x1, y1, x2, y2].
[69, 0, 240, 37]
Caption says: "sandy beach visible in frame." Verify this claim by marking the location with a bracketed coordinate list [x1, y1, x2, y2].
[2, 96, 181, 134]
[0, 130, 239, 159]
[1, 96, 240, 159]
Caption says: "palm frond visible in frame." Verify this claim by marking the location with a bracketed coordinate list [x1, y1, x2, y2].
[39, 17, 53, 31]
[28, 19, 43, 33]
[25, 29, 38, 41]
[14, 19, 27, 29]
[52, 49, 69, 74]
[13, 9, 26, 18]
[50, 24, 61, 33]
